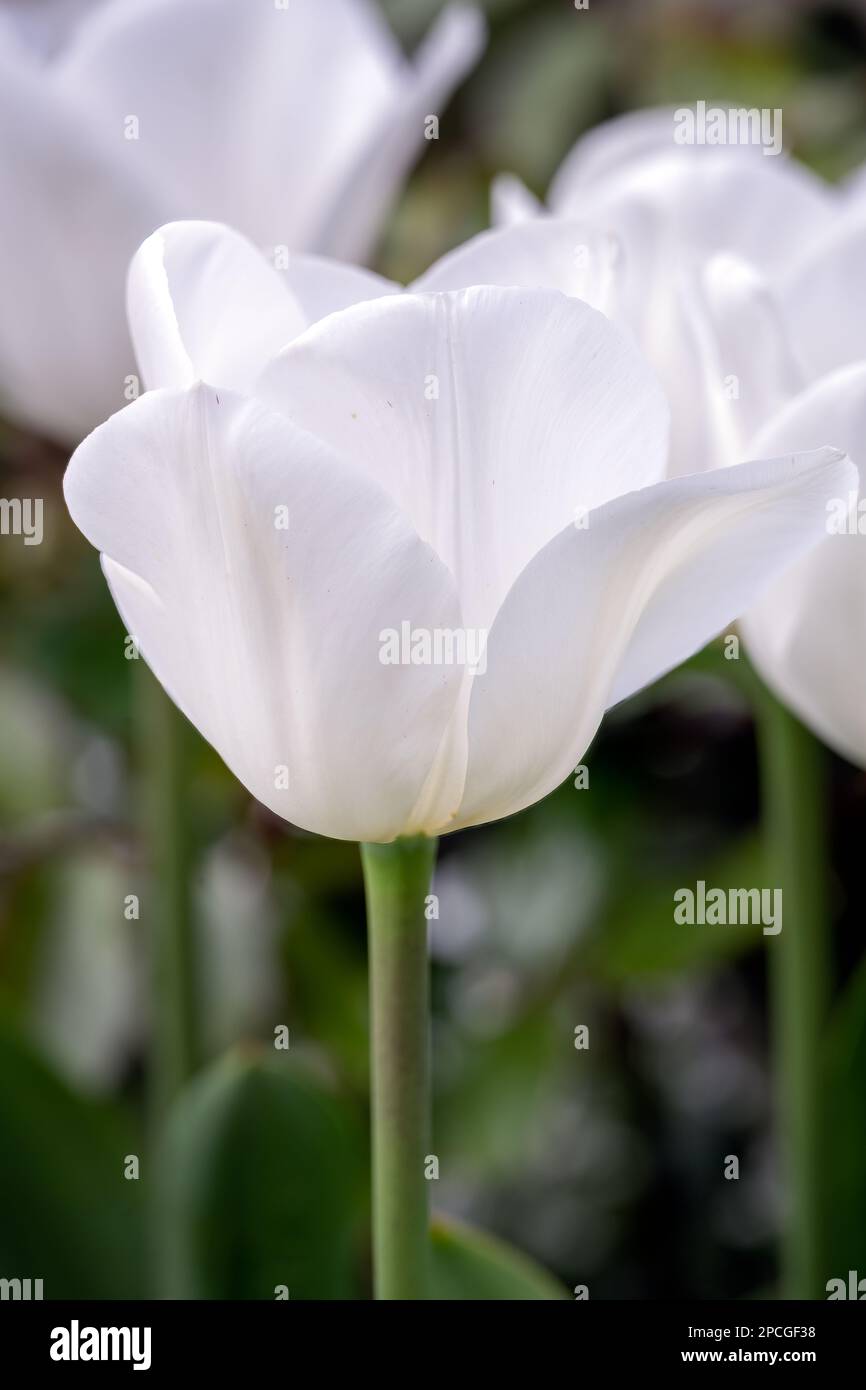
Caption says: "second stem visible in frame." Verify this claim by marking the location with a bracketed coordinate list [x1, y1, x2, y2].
[756, 685, 830, 1299]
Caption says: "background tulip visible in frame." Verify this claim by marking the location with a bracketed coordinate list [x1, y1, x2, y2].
[489, 110, 866, 773]
[698, 253, 866, 770]
[492, 106, 839, 478]
[660, 168, 866, 766]
[0, 0, 484, 443]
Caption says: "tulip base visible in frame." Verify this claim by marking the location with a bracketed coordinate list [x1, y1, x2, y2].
[361, 835, 437, 1301]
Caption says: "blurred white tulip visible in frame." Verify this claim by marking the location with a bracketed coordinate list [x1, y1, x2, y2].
[63, 225, 854, 839]
[608, 118, 866, 773]
[492, 108, 866, 767]
[697, 242, 866, 768]
[0, 0, 484, 443]
[492, 106, 838, 478]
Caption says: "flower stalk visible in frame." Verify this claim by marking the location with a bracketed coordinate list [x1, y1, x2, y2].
[361, 835, 437, 1300]
[755, 684, 830, 1299]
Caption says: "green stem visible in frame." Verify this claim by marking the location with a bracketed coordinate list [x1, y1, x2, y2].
[138, 664, 199, 1124]
[361, 835, 437, 1300]
[755, 685, 830, 1299]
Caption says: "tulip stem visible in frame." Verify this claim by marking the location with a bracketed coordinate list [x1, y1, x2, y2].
[755, 683, 830, 1299]
[361, 835, 437, 1300]
[138, 665, 199, 1123]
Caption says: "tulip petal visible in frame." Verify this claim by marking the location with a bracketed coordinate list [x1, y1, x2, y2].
[315, 4, 487, 260]
[0, 0, 92, 62]
[741, 366, 866, 767]
[490, 173, 544, 227]
[0, 55, 169, 439]
[780, 214, 866, 379]
[547, 105, 692, 201]
[654, 254, 808, 478]
[697, 253, 808, 460]
[128, 221, 308, 393]
[551, 148, 833, 282]
[56, 0, 482, 258]
[128, 220, 401, 393]
[412, 220, 621, 316]
[257, 286, 669, 632]
[64, 385, 464, 842]
[449, 447, 855, 832]
[274, 253, 400, 325]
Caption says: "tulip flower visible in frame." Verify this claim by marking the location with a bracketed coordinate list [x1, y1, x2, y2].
[658, 202, 866, 769]
[492, 105, 835, 285]
[493, 106, 840, 478]
[0, 0, 484, 443]
[490, 109, 866, 769]
[64, 239, 854, 841]
[691, 244, 866, 771]
[63, 215, 856, 1296]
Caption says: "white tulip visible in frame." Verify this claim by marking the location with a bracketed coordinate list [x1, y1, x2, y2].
[63, 221, 854, 840]
[0, 0, 484, 443]
[591, 124, 866, 764]
[741, 376, 866, 767]
[488, 108, 866, 768]
[493, 106, 834, 274]
[696, 236, 866, 768]
[492, 106, 837, 478]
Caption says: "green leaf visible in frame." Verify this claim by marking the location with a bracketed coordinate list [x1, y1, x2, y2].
[430, 1215, 568, 1300]
[0, 1014, 144, 1298]
[157, 1049, 364, 1300]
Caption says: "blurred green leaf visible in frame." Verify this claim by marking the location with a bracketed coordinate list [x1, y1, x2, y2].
[582, 835, 768, 982]
[438, 1013, 562, 1177]
[158, 1049, 364, 1300]
[430, 1215, 568, 1299]
[0, 1014, 144, 1298]
[824, 953, 866, 1279]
